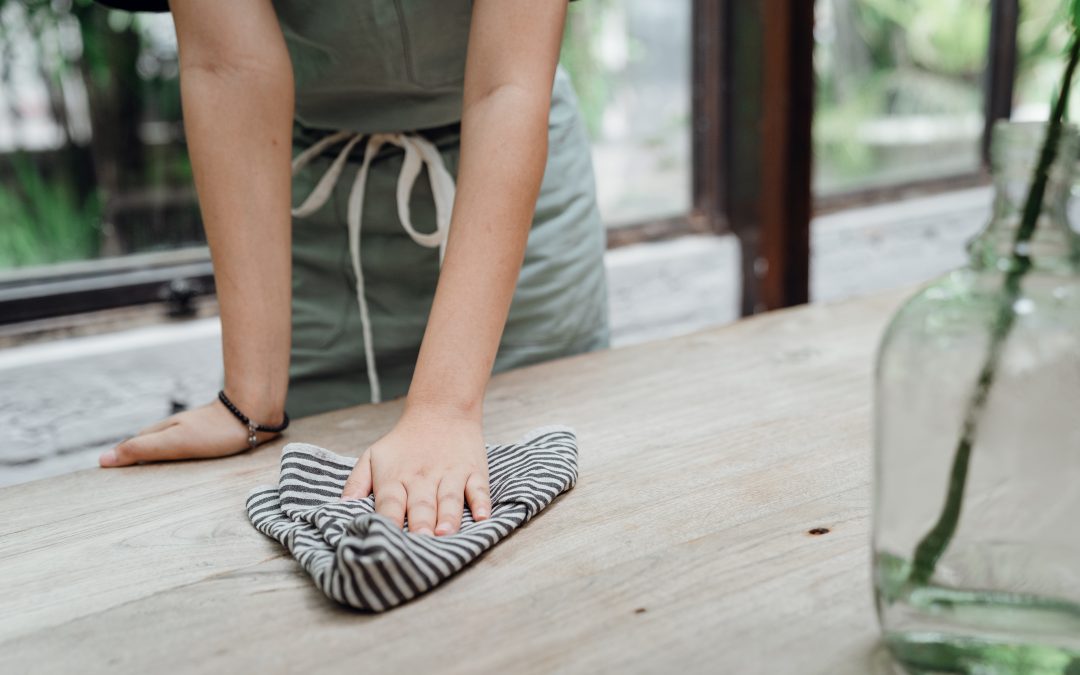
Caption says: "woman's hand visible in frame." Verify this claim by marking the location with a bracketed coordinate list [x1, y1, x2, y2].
[341, 405, 492, 537]
[99, 397, 283, 467]
[340, 0, 566, 537]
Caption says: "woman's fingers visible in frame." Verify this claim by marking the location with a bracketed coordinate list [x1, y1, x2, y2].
[101, 425, 191, 467]
[108, 414, 184, 465]
[465, 471, 492, 521]
[434, 476, 466, 536]
[137, 416, 179, 436]
[405, 481, 437, 536]
[99, 436, 146, 467]
[101, 402, 254, 467]
[374, 481, 408, 529]
[340, 452, 373, 501]
[101, 431, 168, 467]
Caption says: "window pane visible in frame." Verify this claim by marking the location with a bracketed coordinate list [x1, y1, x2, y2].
[814, 0, 990, 195]
[560, 0, 692, 227]
[1015, 1, 1074, 123]
[0, 4, 196, 270]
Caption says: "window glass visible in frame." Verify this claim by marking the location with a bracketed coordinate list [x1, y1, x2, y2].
[0, 4, 194, 270]
[560, 0, 692, 226]
[1014, 1, 1077, 122]
[814, 0, 990, 195]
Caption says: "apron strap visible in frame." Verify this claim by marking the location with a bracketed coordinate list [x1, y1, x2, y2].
[291, 131, 457, 404]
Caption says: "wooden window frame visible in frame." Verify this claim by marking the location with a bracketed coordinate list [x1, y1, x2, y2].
[684, 0, 1018, 314]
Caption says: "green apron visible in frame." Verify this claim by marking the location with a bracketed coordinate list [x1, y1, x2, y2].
[275, 0, 610, 418]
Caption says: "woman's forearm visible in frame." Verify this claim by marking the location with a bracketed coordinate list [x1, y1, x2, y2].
[405, 89, 550, 418]
[405, 0, 567, 420]
[173, 0, 294, 421]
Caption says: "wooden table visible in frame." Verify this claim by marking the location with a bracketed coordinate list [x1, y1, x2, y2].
[0, 289, 911, 674]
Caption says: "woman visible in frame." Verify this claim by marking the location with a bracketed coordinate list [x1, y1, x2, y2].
[95, 0, 610, 539]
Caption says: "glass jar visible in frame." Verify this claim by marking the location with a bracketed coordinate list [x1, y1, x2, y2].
[874, 121, 1080, 674]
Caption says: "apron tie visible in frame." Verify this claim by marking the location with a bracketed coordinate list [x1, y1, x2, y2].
[291, 131, 457, 403]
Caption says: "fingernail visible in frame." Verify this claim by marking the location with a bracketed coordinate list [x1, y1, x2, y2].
[99, 450, 118, 468]
[435, 523, 452, 535]
[415, 527, 434, 536]
[475, 507, 489, 519]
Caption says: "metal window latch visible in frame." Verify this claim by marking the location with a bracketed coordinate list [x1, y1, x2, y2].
[159, 278, 203, 318]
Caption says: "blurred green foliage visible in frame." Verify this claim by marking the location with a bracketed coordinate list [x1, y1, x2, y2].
[0, 156, 101, 267]
[1016, 0, 1077, 117]
[0, 0, 189, 270]
[560, 0, 615, 138]
[815, 0, 990, 189]
[858, 0, 988, 75]
[816, 0, 1080, 192]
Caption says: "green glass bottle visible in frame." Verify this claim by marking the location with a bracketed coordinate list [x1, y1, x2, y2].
[874, 120, 1080, 674]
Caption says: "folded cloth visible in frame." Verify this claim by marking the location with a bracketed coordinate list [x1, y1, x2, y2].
[245, 424, 578, 612]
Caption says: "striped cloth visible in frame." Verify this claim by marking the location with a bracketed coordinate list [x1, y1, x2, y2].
[245, 424, 578, 611]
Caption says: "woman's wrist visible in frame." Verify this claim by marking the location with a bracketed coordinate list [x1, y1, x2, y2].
[221, 380, 288, 426]
[217, 389, 290, 448]
[403, 389, 483, 425]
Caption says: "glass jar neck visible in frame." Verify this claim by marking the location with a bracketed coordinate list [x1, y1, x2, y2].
[968, 122, 1080, 273]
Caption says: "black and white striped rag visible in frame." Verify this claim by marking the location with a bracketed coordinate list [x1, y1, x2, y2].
[245, 424, 578, 612]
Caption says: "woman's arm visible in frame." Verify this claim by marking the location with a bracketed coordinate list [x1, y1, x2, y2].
[101, 0, 294, 466]
[340, 1, 570, 536]
[410, 0, 566, 415]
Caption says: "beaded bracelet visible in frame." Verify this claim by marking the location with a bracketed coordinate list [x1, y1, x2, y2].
[217, 390, 290, 449]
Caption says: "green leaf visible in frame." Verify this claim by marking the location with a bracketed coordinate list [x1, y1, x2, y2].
[1073, 0, 1080, 31]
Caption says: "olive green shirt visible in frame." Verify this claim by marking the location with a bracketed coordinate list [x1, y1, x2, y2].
[273, 0, 582, 133]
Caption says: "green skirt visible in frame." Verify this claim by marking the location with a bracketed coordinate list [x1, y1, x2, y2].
[285, 67, 610, 419]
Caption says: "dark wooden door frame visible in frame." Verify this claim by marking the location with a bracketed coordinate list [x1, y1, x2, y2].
[691, 0, 729, 236]
[694, 0, 814, 315]
[693, 0, 1020, 316]
[983, 0, 1020, 164]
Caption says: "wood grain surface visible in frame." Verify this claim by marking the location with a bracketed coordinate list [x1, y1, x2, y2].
[0, 289, 914, 675]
